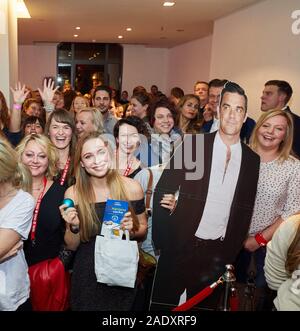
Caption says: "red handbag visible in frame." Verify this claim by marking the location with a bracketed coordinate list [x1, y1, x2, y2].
[28, 257, 70, 311]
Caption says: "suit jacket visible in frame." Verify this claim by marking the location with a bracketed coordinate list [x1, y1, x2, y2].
[152, 132, 260, 261]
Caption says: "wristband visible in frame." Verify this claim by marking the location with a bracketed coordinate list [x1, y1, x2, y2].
[13, 103, 22, 110]
[254, 232, 268, 247]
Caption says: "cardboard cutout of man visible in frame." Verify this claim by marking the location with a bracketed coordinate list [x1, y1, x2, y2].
[150, 82, 260, 310]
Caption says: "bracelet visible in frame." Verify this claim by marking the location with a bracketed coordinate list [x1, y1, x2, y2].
[13, 103, 22, 110]
[254, 232, 268, 247]
[70, 225, 80, 234]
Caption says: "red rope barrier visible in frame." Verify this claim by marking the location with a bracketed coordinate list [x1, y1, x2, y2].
[172, 280, 222, 311]
[229, 295, 239, 311]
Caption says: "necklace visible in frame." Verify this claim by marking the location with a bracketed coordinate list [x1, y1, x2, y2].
[0, 187, 17, 199]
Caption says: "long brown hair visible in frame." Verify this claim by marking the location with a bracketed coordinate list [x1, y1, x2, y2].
[286, 220, 300, 274]
[175, 94, 203, 133]
[45, 109, 77, 184]
[0, 91, 10, 129]
[74, 131, 139, 242]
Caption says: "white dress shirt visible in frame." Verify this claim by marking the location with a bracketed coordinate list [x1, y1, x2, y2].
[195, 132, 242, 239]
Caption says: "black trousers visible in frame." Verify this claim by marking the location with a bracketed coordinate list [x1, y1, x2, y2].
[151, 237, 230, 310]
[16, 298, 32, 311]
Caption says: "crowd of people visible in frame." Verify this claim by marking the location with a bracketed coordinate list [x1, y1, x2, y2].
[0, 77, 299, 311]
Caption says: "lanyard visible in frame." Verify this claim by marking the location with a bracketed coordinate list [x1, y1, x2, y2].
[116, 150, 134, 177]
[59, 156, 71, 186]
[30, 176, 47, 243]
[123, 158, 134, 177]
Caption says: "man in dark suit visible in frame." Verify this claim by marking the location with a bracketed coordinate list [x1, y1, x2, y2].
[150, 82, 260, 310]
[261, 80, 300, 158]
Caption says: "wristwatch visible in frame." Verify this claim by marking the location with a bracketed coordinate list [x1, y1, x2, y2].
[70, 225, 80, 234]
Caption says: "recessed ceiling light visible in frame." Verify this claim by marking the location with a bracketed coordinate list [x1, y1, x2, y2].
[75, 26, 80, 30]
[118, 35, 123, 39]
[74, 34, 78, 37]
[163, 2, 175, 7]
[126, 28, 132, 32]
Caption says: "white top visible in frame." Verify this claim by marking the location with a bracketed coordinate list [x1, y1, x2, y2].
[149, 131, 182, 166]
[264, 215, 300, 311]
[0, 190, 35, 311]
[195, 132, 242, 239]
[209, 117, 220, 133]
[249, 156, 300, 235]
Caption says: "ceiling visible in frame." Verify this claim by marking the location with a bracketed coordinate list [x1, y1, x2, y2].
[19, 0, 263, 48]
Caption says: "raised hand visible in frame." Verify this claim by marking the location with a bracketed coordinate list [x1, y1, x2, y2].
[10, 82, 30, 104]
[38, 78, 59, 104]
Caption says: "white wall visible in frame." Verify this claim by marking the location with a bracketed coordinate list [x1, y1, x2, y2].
[210, 0, 300, 120]
[18, 43, 57, 90]
[166, 35, 212, 95]
[0, 0, 18, 105]
[122, 44, 168, 95]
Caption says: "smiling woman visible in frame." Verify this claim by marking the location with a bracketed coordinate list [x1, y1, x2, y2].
[15, 134, 68, 309]
[235, 108, 300, 310]
[45, 109, 77, 187]
[59, 131, 147, 310]
[113, 116, 150, 177]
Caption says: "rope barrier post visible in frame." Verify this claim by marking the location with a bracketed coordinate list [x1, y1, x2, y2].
[220, 264, 236, 311]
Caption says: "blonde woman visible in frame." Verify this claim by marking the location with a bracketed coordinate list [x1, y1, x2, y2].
[60, 131, 147, 310]
[75, 107, 104, 138]
[236, 109, 300, 309]
[16, 134, 67, 267]
[69, 95, 90, 115]
[0, 139, 34, 310]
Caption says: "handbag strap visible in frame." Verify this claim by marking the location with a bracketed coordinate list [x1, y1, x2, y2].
[145, 169, 153, 209]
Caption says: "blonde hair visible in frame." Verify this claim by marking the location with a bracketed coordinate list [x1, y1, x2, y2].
[0, 138, 32, 192]
[286, 217, 300, 274]
[250, 109, 294, 162]
[16, 133, 59, 180]
[77, 107, 104, 134]
[69, 95, 90, 114]
[74, 131, 139, 242]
